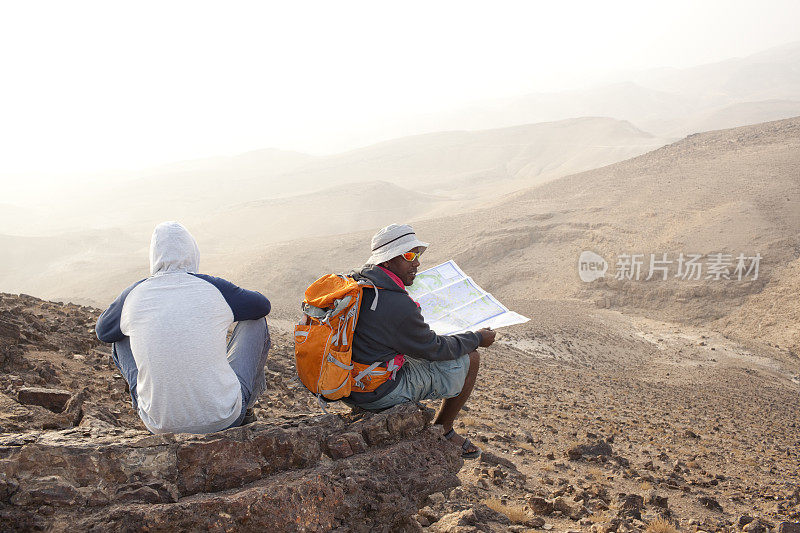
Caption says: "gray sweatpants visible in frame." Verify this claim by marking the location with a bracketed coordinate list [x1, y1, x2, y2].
[111, 318, 270, 429]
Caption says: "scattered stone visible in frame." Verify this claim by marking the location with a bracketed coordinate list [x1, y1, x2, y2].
[567, 439, 612, 460]
[431, 503, 509, 533]
[527, 516, 546, 528]
[414, 513, 431, 527]
[528, 495, 554, 515]
[777, 522, 800, 533]
[427, 491, 446, 506]
[553, 496, 573, 514]
[743, 519, 766, 533]
[430, 509, 476, 532]
[698, 495, 723, 512]
[418, 506, 440, 523]
[617, 493, 644, 520]
[480, 450, 517, 470]
[648, 492, 668, 508]
[740, 515, 755, 527]
[17, 387, 72, 412]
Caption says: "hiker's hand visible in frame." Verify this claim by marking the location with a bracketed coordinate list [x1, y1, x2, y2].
[477, 328, 496, 347]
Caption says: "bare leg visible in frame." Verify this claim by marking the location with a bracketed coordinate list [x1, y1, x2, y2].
[434, 351, 480, 452]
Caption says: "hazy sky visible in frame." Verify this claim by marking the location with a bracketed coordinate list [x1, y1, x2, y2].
[1, 0, 798, 188]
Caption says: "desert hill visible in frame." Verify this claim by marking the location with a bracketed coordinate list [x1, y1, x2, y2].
[429, 82, 705, 138]
[0, 181, 441, 305]
[271, 117, 666, 199]
[193, 180, 448, 250]
[0, 229, 145, 307]
[635, 41, 800, 102]
[1, 117, 670, 305]
[682, 100, 800, 136]
[231, 117, 800, 355]
[715, 256, 800, 357]
[383, 42, 800, 142]
[24, 116, 668, 238]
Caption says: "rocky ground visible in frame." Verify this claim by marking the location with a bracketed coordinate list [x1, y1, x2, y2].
[431, 301, 799, 532]
[1, 293, 799, 532]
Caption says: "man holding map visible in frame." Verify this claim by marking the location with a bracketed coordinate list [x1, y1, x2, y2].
[345, 223, 497, 459]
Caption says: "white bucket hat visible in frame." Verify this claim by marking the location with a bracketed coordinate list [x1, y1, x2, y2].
[367, 223, 429, 265]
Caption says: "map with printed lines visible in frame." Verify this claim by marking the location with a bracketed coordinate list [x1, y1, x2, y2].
[407, 260, 529, 335]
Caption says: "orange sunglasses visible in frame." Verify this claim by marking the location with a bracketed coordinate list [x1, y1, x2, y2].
[401, 250, 424, 262]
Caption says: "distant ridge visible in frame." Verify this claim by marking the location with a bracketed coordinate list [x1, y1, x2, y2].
[229, 117, 800, 357]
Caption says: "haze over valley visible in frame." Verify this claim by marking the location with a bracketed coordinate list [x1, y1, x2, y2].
[2, 4, 799, 529]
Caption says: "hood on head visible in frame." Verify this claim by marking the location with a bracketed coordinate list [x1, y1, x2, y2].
[149, 221, 200, 275]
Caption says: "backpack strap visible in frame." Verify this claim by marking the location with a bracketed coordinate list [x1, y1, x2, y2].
[358, 279, 380, 310]
[352, 361, 384, 389]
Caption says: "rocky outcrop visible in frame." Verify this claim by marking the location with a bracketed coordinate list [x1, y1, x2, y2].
[0, 403, 461, 532]
[0, 293, 104, 370]
[0, 293, 465, 531]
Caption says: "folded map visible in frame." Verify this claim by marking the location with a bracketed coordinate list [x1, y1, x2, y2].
[406, 260, 529, 335]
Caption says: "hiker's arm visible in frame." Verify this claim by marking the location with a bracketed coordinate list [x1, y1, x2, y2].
[191, 274, 271, 321]
[394, 308, 481, 361]
[95, 279, 146, 343]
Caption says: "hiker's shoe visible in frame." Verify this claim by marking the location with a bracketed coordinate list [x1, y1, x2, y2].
[444, 428, 481, 459]
[242, 408, 257, 425]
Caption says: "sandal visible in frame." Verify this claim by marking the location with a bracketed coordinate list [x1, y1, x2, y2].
[241, 408, 257, 426]
[444, 428, 481, 459]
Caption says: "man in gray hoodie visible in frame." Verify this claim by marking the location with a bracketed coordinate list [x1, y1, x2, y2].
[346, 223, 495, 458]
[96, 222, 271, 434]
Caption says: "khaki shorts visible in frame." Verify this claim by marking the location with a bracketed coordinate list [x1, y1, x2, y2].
[354, 352, 471, 410]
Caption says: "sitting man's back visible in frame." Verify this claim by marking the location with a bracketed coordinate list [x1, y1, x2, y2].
[96, 221, 271, 434]
[344, 223, 495, 458]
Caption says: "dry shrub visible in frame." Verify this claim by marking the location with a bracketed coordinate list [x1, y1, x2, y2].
[645, 517, 679, 533]
[460, 416, 478, 427]
[480, 498, 529, 524]
[640, 481, 653, 491]
[587, 467, 604, 480]
[588, 510, 611, 523]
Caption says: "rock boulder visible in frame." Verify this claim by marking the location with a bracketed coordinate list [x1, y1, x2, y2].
[0, 403, 462, 532]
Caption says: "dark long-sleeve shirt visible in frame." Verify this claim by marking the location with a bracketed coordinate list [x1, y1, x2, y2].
[348, 265, 481, 404]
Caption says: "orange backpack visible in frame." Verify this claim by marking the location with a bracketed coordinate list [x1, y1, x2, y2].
[294, 274, 401, 403]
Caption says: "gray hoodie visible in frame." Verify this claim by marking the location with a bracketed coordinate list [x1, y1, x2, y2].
[348, 265, 481, 404]
[96, 222, 270, 434]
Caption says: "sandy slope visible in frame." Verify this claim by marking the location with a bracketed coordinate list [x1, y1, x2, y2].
[678, 100, 800, 137]
[230, 118, 800, 363]
[0, 117, 669, 305]
[715, 257, 800, 356]
[7, 117, 667, 238]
